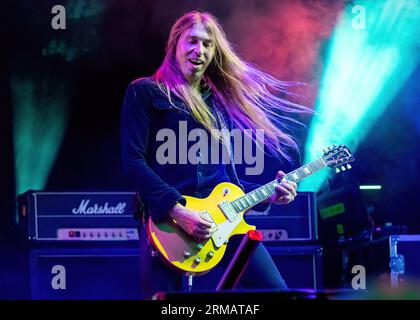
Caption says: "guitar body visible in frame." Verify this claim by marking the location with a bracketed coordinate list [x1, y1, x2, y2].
[147, 182, 256, 275]
[146, 144, 354, 275]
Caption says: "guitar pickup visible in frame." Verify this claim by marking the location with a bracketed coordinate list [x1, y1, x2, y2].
[201, 211, 218, 231]
[218, 201, 238, 222]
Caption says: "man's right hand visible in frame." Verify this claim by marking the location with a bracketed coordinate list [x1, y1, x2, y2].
[168, 203, 216, 242]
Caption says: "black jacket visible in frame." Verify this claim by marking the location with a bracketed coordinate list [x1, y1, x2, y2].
[120, 77, 269, 222]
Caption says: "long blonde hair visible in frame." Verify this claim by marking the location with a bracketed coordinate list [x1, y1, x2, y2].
[153, 11, 311, 161]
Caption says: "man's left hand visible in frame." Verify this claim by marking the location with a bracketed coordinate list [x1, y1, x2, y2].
[268, 171, 297, 205]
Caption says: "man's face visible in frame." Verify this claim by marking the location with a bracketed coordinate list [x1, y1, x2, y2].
[175, 23, 215, 84]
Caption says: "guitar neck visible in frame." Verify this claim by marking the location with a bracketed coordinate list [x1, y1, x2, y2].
[230, 158, 327, 213]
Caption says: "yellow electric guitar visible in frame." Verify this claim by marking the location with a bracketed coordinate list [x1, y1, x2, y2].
[147, 144, 354, 275]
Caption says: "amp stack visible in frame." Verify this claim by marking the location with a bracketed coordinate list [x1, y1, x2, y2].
[17, 190, 322, 298]
[17, 190, 141, 300]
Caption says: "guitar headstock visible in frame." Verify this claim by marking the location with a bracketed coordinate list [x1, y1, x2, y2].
[322, 144, 354, 173]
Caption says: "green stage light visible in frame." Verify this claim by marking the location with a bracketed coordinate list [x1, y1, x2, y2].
[12, 75, 69, 203]
[43, 0, 104, 62]
[300, 0, 420, 192]
[67, 0, 103, 19]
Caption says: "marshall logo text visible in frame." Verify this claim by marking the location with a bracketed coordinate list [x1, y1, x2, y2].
[72, 199, 126, 215]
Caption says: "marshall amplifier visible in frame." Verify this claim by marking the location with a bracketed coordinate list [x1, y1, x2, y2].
[245, 192, 317, 242]
[18, 191, 140, 241]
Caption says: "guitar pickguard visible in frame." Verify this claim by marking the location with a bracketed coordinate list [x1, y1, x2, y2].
[211, 218, 242, 248]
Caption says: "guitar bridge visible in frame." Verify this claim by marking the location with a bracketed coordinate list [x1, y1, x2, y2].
[218, 201, 238, 222]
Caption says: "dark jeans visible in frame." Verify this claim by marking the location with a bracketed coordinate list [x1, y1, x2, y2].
[138, 226, 288, 299]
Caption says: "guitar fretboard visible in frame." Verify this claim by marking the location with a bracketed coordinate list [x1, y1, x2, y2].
[230, 158, 326, 213]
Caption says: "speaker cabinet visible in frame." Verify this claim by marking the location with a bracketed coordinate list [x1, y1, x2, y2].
[30, 245, 140, 300]
[267, 245, 323, 290]
[29, 244, 322, 299]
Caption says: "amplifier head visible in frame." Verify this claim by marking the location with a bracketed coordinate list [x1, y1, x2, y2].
[18, 191, 140, 241]
[245, 192, 317, 242]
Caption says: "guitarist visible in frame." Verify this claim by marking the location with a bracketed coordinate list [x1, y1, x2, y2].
[121, 11, 310, 299]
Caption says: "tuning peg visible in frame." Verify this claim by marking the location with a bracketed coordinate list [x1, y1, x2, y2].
[333, 144, 338, 148]
[323, 148, 327, 154]
[335, 167, 340, 173]
[341, 165, 346, 171]
[328, 146, 332, 151]
[346, 164, 352, 170]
